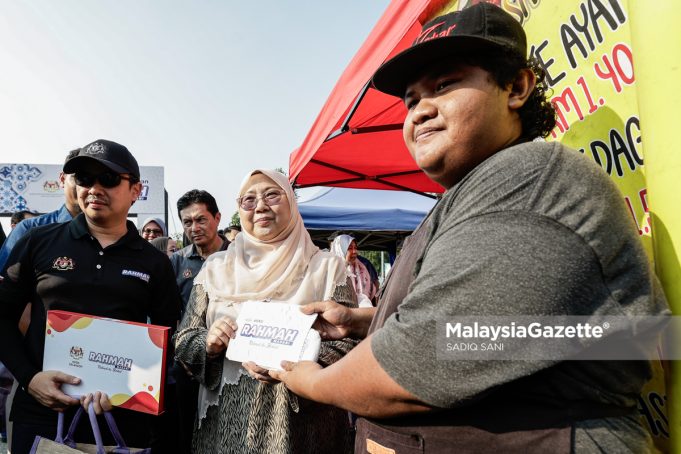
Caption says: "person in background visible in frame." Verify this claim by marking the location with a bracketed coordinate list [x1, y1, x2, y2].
[140, 216, 167, 241]
[271, 3, 668, 452]
[168, 189, 228, 453]
[174, 169, 357, 454]
[171, 189, 228, 313]
[330, 235, 376, 308]
[225, 223, 241, 242]
[150, 236, 178, 257]
[9, 211, 37, 230]
[357, 255, 379, 304]
[0, 150, 82, 272]
[0, 139, 181, 454]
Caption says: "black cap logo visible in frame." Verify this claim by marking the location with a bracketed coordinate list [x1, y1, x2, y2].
[85, 142, 105, 155]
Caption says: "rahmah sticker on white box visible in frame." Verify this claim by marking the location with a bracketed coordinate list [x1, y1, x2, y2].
[227, 301, 321, 370]
[42, 310, 169, 415]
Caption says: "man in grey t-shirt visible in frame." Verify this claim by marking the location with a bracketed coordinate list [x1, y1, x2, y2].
[272, 3, 667, 452]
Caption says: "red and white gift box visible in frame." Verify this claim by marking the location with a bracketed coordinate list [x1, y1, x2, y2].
[43, 310, 169, 415]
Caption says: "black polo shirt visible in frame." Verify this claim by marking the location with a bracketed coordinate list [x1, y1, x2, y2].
[169, 238, 229, 313]
[0, 213, 182, 424]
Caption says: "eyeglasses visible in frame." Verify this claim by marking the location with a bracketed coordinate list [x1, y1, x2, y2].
[74, 171, 133, 188]
[237, 190, 285, 211]
[143, 228, 163, 235]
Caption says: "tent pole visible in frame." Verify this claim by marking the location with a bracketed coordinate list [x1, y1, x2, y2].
[326, 81, 372, 142]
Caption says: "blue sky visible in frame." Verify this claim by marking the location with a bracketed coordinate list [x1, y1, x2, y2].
[0, 0, 391, 234]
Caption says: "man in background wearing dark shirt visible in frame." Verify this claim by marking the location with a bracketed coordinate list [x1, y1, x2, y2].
[171, 189, 227, 308]
[169, 189, 228, 453]
[0, 139, 181, 454]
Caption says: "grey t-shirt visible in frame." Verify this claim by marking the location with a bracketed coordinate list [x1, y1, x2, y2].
[371, 141, 667, 451]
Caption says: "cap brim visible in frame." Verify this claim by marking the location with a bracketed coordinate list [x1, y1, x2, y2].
[63, 155, 131, 175]
[372, 35, 515, 98]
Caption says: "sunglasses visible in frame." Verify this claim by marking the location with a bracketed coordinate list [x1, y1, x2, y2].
[237, 190, 285, 211]
[74, 171, 133, 189]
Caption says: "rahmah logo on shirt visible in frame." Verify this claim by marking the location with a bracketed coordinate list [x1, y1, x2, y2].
[52, 257, 75, 271]
[122, 269, 150, 283]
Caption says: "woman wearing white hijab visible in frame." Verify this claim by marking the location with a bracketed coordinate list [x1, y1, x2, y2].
[330, 235, 376, 308]
[174, 169, 357, 454]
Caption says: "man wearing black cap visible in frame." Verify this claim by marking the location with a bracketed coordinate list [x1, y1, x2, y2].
[272, 3, 666, 452]
[0, 139, 181, 453]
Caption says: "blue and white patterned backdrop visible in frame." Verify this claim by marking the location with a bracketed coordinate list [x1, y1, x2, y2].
[0, 164, 43, 213]
[0, 163, 164, 219]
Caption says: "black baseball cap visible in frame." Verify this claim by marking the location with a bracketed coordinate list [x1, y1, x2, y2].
[63, 139, 140, 179]
[372, 2, 526, 98]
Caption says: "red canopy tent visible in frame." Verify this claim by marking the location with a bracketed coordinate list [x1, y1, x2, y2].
[289, 0, 454, 197]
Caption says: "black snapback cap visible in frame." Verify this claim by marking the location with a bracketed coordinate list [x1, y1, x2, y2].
[63, 139, 140, 179]
[372, 2, 526, 98]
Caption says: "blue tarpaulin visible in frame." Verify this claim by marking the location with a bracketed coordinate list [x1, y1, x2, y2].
[298, 187, 436, 231]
